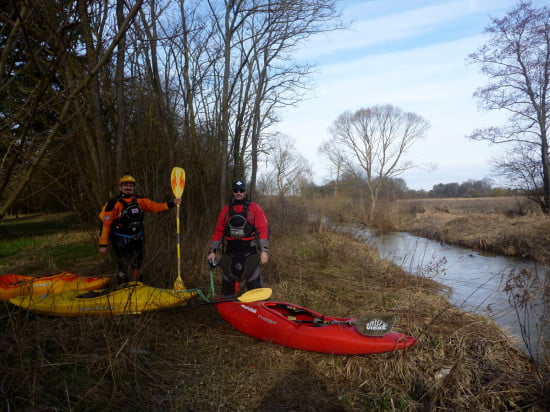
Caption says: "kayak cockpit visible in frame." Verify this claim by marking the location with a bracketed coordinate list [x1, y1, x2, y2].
[263, 302, 355, 328]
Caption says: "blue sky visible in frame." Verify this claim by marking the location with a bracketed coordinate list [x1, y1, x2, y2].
[273, 0, 547, 190]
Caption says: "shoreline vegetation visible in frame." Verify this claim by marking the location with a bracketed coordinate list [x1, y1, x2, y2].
[319, 196, 549, 265]
[395, 197, 550, 265]
[0, 199, 549, 410]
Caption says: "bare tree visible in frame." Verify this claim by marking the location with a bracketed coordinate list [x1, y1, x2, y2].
[327, 105, 430, 218]
[259, 133, 310, 197]
[115, 0, 129, 176]
[319, 139, 346, 198]
[244, 0, 343, 196]
[468, 1, 550, 213]
[73, 0, 116, 205]
[0, 0, 144, 220]
[492, 143, 544, 198]
[204, 0, 342, 204]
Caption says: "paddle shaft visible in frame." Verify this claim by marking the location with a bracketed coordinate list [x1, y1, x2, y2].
[169, 288, 272, 310]
[184, 297, 249, 308]
[176, 204, 181, 278]
[291, 314, 396, 337]
[161, 298, 235, 312]
[293, 319, 354, 326]
[171, 167, 186, 290]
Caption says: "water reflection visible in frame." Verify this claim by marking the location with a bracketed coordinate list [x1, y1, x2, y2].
[347, 227, 549, 362]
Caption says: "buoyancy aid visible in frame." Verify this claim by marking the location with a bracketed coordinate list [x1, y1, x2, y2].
[224, 201, 256, 239]
[112, 197, 144, 236]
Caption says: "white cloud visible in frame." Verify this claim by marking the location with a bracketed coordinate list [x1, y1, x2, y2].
[272, 0, 524, 189]
[298, 0, 518, 62]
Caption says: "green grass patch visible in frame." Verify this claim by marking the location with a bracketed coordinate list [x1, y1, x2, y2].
[0, 213, 75, 239]
[0, 238, 41, 258]
[48, 243, 97, 267]
[0, 214, 96, 269]
[0, 239, 96, 270]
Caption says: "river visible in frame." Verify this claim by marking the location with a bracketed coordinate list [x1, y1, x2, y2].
[345, 227, 549, 362]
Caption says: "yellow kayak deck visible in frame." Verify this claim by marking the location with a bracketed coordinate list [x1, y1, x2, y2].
[10, 282, 197, 316]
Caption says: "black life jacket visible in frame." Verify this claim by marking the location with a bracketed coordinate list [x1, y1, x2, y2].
[224, 201, 256, 238]
[113, 197, 144, 236]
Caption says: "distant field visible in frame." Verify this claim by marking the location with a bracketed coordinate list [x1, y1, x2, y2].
[397, 196, 540, 215]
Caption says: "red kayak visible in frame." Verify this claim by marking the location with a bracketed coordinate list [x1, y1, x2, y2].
[216, 300, 418, 355]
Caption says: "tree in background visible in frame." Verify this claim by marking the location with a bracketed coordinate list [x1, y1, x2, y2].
[468, 1, 550, 213]
[326, 105, 430, 218]
[257, 133, 311, 197]
[319, 139, 347, 198]
[430, 179, 494, 198]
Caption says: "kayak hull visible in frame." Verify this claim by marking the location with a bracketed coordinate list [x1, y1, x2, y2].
[0, 272, 110, 301]
[216, 300, 418, 355]
[9, 282, 197, 316]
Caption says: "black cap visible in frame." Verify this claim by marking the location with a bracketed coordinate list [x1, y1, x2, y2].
[232, 179, 247, 191]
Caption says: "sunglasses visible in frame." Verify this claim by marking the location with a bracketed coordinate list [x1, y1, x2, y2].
[233, 189, 246, 193]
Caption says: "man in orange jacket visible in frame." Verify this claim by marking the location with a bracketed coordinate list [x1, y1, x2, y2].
[207, 179, 270, 298]
[99, 173, 180, 284]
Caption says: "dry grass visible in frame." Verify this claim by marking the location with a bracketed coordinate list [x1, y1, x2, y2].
[393, 197, 550, 265]
[311, 195, 550, 264]
[1, 201, 548, 410]
[396, 197, 539, 216]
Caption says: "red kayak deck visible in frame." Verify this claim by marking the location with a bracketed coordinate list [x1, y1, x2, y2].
[216, 300, 418, 355]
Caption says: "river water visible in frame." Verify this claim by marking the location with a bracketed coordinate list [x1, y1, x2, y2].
[345, 227, 549, 362]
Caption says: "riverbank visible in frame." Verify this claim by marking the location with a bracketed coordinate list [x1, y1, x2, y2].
[303, 195, 550, 263]
[394, 197, 550, 265]
[1, 209, 548, 410]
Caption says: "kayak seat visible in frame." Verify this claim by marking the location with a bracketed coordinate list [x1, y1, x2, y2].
[273, 303, 315, 316]
[272, 304, 326, 326]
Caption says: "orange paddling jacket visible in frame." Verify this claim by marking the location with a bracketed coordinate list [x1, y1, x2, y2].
[99, 196, 175, 247]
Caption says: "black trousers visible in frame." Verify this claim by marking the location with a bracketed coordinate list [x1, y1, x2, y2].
[111, 234, 144, 283]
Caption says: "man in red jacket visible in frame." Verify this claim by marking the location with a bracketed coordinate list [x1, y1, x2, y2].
[99, 173, 180, 284]
[207, 179, 270, 298]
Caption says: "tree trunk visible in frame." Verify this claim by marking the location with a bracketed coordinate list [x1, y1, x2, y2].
[218, 2, 233, 206]
[115, 0, 127, 177]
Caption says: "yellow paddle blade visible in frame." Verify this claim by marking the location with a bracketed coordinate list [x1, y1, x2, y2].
[237, 288, 272, 302]
[171, 167, 185, 199]
[173, 276, 186, 291]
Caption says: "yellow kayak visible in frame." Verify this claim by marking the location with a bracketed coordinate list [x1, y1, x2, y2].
[10, 282, 197, 316]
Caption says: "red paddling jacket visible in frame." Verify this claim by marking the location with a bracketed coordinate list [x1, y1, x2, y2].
[210, 200, 269, 253]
